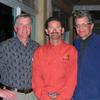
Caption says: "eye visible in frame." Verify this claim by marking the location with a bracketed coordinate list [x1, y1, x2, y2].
[75, 23, 90, 28]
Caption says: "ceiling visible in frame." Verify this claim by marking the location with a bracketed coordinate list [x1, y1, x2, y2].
[52, 0, 100, 15]
[77, 0, 100, 5]
[59, 0, 100, 6]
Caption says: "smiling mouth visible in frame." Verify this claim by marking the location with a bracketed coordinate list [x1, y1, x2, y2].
[51, 32, 59, 34]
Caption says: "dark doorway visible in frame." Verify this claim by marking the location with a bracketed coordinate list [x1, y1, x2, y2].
[0, 3, 13, 42]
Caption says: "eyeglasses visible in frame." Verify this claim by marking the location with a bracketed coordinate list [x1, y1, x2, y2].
[74, 23, 91, 29]
[48, 26, 62, 31]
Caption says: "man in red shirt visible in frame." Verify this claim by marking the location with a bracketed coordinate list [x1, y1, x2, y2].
[32, 17, 77, 100]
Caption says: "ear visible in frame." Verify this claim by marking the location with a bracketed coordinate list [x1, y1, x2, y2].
[61, 27, 64, 34]
[30, 26, 32, 31]
[91, 23, 94, 30]
[45, 29, 48, 34]
[14, 26, 17, 33]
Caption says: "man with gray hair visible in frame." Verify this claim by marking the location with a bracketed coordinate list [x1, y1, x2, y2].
[72, 10, 100, 100]
[0, 14, 39, 100]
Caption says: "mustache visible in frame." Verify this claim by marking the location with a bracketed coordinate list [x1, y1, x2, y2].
[51, 32, 59, 34]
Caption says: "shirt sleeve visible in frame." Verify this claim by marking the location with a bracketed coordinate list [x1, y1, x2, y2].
[32, 49, 51, 100]
[0, 43, 4, 75]
[57, 47, 78, 100]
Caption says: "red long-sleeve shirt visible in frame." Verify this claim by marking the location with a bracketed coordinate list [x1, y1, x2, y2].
[32, 41, 77, 100]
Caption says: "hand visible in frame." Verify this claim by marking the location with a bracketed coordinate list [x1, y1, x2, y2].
[48, 92, 59, 100]
[0, 89, 16, 100]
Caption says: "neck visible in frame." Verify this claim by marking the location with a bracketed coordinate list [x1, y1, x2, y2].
[17, 36, 29, 46]
[82, 32, 92, 40]
[50, 39, 62, 46]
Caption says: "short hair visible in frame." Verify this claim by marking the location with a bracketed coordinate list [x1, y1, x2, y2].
[72, 10, 93, 24]
[14, 13, 32, 26]
[45, 16, 64, 29]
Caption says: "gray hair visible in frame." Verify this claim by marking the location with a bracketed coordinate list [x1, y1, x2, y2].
[14, 13, 33, 26]
[72, 10, 93, 24]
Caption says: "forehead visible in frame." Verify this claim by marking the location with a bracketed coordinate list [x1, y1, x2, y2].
[48, 20, 61, 26]
[75, 16, 89, 23]
[17, 17, 31, 23]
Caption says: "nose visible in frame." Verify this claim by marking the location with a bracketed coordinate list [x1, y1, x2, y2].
[52, 28, 57, 32]
[23, 25, 27, 29]
[22, 25, 27, 33]
[78, 26, 83, 29]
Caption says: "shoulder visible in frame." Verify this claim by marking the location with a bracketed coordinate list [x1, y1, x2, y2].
[0, 38, 15, 53]
[0, 37, 15, 47]
[90, 33, 100, 49]
[35, 44, 46, 51]
[61, 42, 78, 59]
[63, 42, 77, 53]
[30, 40, 39, 45]
[89, 33, 100, 46]
[93, 33, 100, 40]
[30, 39, 39, 46]
[63, 43, 77, 55]
[74, 37, 80, 45]
[33, 43, 48, 55]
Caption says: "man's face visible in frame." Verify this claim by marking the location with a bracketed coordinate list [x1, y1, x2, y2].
[45, 20, 64, 41]
[14, 17, 32, 40]
[75, 16, 94, 40]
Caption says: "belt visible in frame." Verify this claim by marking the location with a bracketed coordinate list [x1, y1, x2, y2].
[0, 83, 32, 94]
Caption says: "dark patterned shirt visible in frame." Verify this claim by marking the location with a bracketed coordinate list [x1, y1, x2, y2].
[0, 37, 39, 90]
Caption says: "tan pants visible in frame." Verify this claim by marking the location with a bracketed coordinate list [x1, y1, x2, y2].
[16, 91, 37, 100]
[3, 91, 37, 100]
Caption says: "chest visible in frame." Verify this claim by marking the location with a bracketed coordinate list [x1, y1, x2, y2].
[39, 48, 72, 75]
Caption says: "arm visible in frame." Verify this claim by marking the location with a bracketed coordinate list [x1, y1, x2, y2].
[32, 49, 50, 100]
[0, 43, 3, 74]
[0, 89, 16, 100]
[0, 42, 16, 100]
[57, 48, 78, 100]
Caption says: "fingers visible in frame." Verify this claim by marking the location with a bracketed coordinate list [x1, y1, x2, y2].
[0, 89, 16, 100]
[5, 89, 16, 100]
